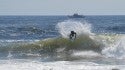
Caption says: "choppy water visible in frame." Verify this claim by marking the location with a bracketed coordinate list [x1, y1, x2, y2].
[0, 15, 125, 70]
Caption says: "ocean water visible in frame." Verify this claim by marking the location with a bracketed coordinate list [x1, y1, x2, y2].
[0, 15, 125, 70]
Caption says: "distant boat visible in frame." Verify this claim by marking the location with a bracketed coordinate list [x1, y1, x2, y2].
[68, 13, 85, 18]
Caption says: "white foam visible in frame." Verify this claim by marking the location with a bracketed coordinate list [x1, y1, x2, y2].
[72, 51, 101, 58]
[102, 35, 125, 59]
[56, 20, 93, 38]
[0, 59, 123, 70]
[0, 40, 40, 43]
[7, 51, 13, 58]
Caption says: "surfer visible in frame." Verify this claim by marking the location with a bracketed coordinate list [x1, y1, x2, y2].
[69, 31, 76, 40]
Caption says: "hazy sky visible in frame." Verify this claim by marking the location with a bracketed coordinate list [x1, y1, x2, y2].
[0, 0, 125, 15]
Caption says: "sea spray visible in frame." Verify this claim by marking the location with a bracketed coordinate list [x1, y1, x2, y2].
[56, 20, 93, 38]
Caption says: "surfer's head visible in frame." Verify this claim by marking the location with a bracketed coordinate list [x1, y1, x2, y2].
[71, 31, 75, 34]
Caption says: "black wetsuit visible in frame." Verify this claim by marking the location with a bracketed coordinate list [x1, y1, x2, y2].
[70, 31, 76, 39]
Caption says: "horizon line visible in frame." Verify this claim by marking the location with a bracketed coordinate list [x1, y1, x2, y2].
[0, 14, 125, 16]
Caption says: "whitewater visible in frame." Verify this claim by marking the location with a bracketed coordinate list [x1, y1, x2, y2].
[0, 16, 125, 70]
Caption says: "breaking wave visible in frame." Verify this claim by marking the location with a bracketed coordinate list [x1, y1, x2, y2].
[0, 20, 125, 60]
